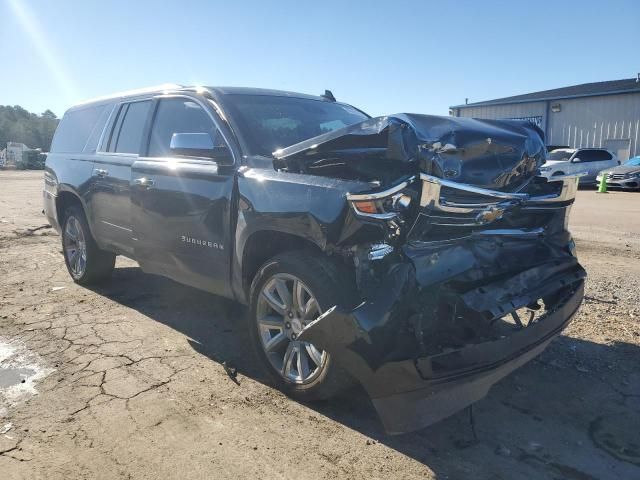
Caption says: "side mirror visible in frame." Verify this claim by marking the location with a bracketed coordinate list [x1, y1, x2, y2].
[571, 157, 581, 163]
[170, 133, 233, 164]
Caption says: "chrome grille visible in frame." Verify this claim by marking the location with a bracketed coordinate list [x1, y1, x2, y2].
[415, 173, 582, 229]
[609, 173, 627, 180]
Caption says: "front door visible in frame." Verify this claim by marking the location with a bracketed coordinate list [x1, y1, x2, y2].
[131, 96, 236, 297]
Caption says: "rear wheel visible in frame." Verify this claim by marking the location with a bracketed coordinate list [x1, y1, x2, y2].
[248, 251, 356, 401]
[61, 206, 115, 285]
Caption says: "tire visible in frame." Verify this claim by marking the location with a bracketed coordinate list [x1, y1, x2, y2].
[248, 250, 357, 401]
[61, 205, 115, 285]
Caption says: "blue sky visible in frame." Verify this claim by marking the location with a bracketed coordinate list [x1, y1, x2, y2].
[1, 0, 638, 117]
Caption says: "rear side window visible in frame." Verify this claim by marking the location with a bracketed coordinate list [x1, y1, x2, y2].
[50, 105, 107, 153]
[110, 101, 152, 154]
[592, 150, 612, 161]
[147, 98, 224, 157]
[578, 150, 613, 162]
[82, 105, 113, 153]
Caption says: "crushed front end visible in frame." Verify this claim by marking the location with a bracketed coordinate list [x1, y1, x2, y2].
[282, 115, 585, 434]
[301, 172, 585, 433]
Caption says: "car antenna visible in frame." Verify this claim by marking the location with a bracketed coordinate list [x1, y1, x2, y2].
[321, 90, 336, 102]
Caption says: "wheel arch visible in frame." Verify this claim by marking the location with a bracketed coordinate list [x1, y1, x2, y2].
[55, 188, 98, 239]
[240, 230, 326, 301]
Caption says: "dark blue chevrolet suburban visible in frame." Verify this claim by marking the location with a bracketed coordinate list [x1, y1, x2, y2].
[44, 85, 585, 433]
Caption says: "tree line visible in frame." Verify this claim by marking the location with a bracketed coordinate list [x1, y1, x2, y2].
[0, 105, 60, 152]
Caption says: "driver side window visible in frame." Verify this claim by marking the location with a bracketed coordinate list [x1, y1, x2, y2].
[148, 98, 225, 157]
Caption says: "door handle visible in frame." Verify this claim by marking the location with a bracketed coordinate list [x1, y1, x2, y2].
[133, 177, 155, 188]
[94, 168, 108, 177]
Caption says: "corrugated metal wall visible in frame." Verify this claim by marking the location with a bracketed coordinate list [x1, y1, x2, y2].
[454, 92, 640, 159]
[546, 93, 640, 159]
[454, 101, 547, 129]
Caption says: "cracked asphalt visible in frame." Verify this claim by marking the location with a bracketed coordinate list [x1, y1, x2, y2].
[1, 170, 639, 479]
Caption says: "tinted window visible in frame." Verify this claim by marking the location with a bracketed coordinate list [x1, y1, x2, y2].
[148, 98, 224, 157]
[547, 150, 574, 161]
[578, 149, 613, 162]
[50, 105, 107, 153]
[593, 150, 612, 161]
[113, 101, 152, 154]
[83, 105, 113, 153]
[222, 94, 368, 156]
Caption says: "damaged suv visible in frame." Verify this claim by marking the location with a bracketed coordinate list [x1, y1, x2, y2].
[44, 86, 585, 434]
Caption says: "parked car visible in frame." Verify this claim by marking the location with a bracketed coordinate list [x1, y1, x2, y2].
[596, 156, 640, 190]
[539, 147, 620, 184]
[43, 85, 585, 434]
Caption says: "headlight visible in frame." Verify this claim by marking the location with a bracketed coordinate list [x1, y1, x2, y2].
[632, 172, 640, 178]
[539, 166, 552, 172]
[347, 179, 414, 219]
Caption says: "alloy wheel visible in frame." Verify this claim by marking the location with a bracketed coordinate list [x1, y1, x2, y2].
[256, 273, 327, 384]
[63, 216, 87, 279]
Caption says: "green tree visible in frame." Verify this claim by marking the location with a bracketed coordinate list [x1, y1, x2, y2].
[0, 105, 59, 151]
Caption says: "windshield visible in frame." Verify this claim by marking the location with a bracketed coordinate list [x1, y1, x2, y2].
[222, 94, 369, 156]
[547, 150, 574, 161]
[624, 156, 640, 166]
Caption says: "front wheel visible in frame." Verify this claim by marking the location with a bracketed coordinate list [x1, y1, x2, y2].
[248, 251, 356, 401]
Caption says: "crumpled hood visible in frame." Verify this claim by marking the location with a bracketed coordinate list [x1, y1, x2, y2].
[273, 114, 546, 191]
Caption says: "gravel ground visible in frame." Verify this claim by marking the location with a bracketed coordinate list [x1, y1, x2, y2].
[0, 170, 639, 479]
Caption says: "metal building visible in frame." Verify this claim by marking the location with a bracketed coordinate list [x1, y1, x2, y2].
[450, 77, 640, 160]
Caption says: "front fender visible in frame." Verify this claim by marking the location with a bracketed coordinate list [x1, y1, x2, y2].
[231, 168, 382, 301]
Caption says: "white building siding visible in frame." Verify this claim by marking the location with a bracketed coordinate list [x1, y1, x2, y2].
[453, 92, 640, 159]
[546, 93, 640, 159]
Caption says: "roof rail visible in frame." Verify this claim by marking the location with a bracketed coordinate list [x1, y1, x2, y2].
[76, 83, 184, 106]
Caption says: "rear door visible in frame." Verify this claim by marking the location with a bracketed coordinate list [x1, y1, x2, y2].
[591, 149, 618, 173]
[91, 99, 152, 256]
[571, 150, 599, 183]
[577, 149, 616, 183]
[131, 95, 236, 297]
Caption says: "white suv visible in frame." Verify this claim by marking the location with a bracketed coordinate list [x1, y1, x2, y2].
[539, 148, 620, 185]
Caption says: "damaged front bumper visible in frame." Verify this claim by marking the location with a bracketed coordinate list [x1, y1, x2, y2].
[300, 173, 586, 434]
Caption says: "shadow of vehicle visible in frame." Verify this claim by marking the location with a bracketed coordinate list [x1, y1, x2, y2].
[91, 265, 640, 480]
